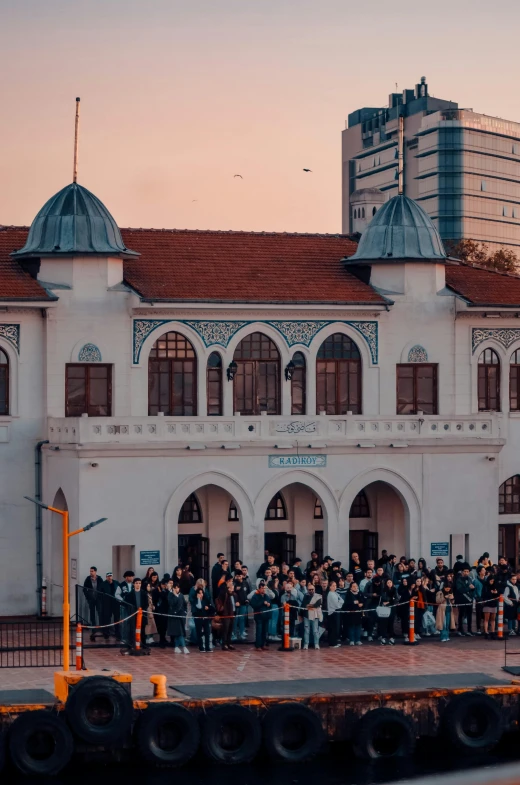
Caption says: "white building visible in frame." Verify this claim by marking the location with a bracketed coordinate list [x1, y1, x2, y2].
[2, 182, 520, 616]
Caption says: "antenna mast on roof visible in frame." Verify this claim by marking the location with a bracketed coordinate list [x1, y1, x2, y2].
[398, 112, 404, 195]
[73, 97, 80, 184]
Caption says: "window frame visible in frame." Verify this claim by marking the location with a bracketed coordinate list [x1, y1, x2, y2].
[313, 497, 323, 520]
[290, 351, 306, 415]
[396, 363, 438, 415]
[178, 493, 203, 524]
[233, 332, 281, 416]
[265, 492, 287, 521]
[510, 350, 520, 412]
[206, 351, 223, 416]
[349, 490, 370, 518]
[478, 349, 501, 412]
[0, 348, 9, 416]
[65, 363, 112, 417]
[148, 331, 197, 416]
[316, 333, 362, 415]
[228, 500, 239, 521]
[499, 476, 520, 514]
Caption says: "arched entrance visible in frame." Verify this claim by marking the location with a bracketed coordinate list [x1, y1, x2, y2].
[50, 488, 67, 617]
[349, 483, 406, 565]
[340, 470, 421, 563]
[254, 472, 339, 574]
[164, 471, 254, 583]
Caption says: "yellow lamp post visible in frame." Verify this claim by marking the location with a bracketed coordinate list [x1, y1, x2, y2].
[24, 496, 106, 671]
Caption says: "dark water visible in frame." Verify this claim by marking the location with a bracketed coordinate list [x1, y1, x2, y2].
[8, 737, 520, 785]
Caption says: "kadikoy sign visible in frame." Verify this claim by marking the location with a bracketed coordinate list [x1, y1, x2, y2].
[268, 455, 327, 468]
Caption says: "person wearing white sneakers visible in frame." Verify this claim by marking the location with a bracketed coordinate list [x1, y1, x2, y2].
[345, 582, 364, 645]
[167, 583, 189, 654]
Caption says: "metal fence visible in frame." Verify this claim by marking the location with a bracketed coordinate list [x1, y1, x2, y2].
[0, 618, 73, 668]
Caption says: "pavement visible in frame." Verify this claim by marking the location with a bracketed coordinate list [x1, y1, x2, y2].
[0, 633, 516, 701]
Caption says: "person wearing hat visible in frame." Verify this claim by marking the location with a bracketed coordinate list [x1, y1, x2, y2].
[101, 572, 120, 640]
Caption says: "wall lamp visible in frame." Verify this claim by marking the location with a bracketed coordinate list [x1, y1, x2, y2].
[227, 360, 238, 381]
[284, 360, 295, 381]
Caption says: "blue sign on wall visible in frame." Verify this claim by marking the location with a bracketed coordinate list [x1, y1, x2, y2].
[140, 550, 160, 566]
[430, 542, 449, 557]
[269, 455, 327, 468]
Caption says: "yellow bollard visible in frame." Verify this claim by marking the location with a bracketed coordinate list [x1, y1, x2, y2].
[150, 674, 168, 700]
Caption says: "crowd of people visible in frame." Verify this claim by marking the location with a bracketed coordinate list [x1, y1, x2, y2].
[81, 548, 520, 653]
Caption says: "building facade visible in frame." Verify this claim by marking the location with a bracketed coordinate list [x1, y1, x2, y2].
[342, 78, 520, 254]
[2, 184, 520, 616]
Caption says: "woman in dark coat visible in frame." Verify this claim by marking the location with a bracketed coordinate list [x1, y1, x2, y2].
[171, 566, 183, 590]
[377, 579, 398, 645]
[192, 587, 215, 652]
[167, 585, 189, 653]
[397, 577, 411, 639]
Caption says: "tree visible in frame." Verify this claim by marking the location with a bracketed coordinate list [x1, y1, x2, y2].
[446, 239, 518, 273]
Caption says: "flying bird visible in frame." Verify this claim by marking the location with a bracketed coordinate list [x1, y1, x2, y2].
[303, 168, 312, 173]
[234, 174, 243, 179]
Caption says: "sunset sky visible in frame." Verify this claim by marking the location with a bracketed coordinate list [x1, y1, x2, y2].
[1, 0, 520, 234]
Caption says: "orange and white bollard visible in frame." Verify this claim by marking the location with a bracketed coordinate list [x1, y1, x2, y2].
[75, 624, 82, 671]
[278, 602, 293, 652]
[498, 595, 504, 639]
[135, 608, 143, 651]
[404, 599, 418, 645]
[41, 580, 47, 617]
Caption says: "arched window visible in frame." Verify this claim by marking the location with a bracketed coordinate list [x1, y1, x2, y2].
[349, 490, 370, 518]
[372, 206, 377, 216]
[228, 500, 239, 521]
[0, 349, 9, 415]
[207, 352, 222, 416]
[316, 333, 362, 414]
[265, 492, 287, 520]
[478, 348, 500, 411]
[290, 352, 306, 415]
[354, 209, 357, 219]
[178, 493, 202, 523]
[233, 332, 280, 415]
[148, 331, 197, 416]
[510, 350, 520, 411]
[362, 207, 365, 218]
[499, 476, 520, 514]
[314, 497, 323, 519]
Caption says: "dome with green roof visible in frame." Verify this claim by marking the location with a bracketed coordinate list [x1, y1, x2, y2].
[11, 182, 138, 259]
[346, 194, 446, 263]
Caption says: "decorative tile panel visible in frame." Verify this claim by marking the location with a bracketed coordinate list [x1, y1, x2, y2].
[268, 321, 328, 347]
[185, 320, 248, 347]
[472, 327, 520, 354]
[133, 319, 379, 363]
[0, 324, 20, 354]
[407, 345, 428, 363]
[274, 421, 317, 434]
[78, 343, 102, 362]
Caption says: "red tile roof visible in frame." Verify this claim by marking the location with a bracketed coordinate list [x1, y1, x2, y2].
[120, 228, 385, 304]
[0, 227, 51, 300]
[446, 262, 520, 307]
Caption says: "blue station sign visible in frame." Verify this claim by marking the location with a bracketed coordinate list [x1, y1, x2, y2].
[269, 455, 327, 468]
[140, 550, 161, 566]
[430, 542, 449, 557]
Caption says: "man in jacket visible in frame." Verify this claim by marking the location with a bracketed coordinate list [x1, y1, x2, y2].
[302, 583, 323, 649]
[455, 566, 476, 635]
[83, 566, 104, 641]
[432, 558, 449, 588]
[101, 572, 120, 640]
[257, 553, 277, 579]
[280, 581, 299, 637]
[249, 582, 272, 650]
[233, 570, 249, 641]
[211, 553, 226, 598]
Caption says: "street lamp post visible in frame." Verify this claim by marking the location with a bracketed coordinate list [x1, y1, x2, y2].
[24, 496, 106, 671]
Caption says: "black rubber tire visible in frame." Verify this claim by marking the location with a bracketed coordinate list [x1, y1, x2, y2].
[8, 710, 73, 776]
[65, 675, 133, 745]
[0, 731, 5, 774]
[442, 691, 502, 753]
[136, 703, 200, 767]
[202, 704, 261, 764]
[263, 702, 325, 762]
[352, 708, 415, 760]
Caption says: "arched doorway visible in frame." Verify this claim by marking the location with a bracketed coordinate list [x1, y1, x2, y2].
[349, 482, 406, 565]
[50, 489, 67, 617]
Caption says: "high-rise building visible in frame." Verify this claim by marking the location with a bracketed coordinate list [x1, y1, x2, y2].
[342, 77, 520, 254]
